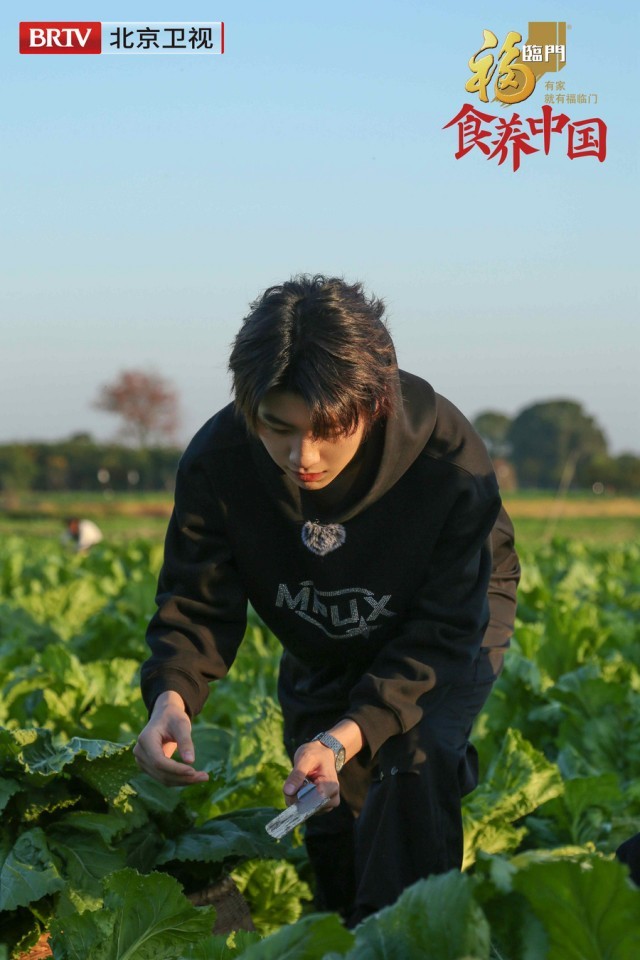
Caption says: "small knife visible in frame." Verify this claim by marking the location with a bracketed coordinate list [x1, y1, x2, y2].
[265, 782, 330, 839]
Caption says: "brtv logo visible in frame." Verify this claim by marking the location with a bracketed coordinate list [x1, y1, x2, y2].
[20, 22, 102, 54]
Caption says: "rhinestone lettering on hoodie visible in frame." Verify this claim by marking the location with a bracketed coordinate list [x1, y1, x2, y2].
[276, 581, 396, 639]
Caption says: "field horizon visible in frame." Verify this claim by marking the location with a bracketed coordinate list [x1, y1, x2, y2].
[1, 490, 639, 547]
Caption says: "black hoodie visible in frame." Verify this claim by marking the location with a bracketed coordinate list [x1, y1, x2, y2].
[141, 371, 520, 759]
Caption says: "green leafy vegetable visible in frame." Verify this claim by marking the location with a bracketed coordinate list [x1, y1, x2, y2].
[234, 913, 353, 960]
[157, 810, 284, 867]
[346, 872, 490, 959]
[462, 728, 563, 868]
[0, 827, 64, 911]
[49, 868, 216, 960]
[231, 860, 312, 935]
[180, 930, 262, 959]
[514, 856, 640, 960]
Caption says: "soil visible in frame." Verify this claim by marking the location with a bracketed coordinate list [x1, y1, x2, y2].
[188, 875, 256, 934]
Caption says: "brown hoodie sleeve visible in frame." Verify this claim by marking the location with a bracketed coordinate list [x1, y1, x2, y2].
[484, 504, 520, 675]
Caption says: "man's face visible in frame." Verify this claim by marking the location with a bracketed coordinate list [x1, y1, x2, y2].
[256, 390, 366, 490]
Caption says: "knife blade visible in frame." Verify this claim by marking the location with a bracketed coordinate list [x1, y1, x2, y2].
[265, 782, 330, 839]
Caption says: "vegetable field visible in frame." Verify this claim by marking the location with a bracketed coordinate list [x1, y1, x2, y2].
[0, 535, 639, 959]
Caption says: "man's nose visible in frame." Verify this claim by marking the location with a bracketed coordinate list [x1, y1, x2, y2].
[289, 434, 320, 470]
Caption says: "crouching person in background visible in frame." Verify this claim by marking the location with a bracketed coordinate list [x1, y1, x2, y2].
[63, 517, 103, 553]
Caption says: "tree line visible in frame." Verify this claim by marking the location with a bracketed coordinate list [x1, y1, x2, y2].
[0, 370, 637, 494]
[0, 437, 181, 492]
[474, 400, 640, 493]
[0, 370, 182, 493]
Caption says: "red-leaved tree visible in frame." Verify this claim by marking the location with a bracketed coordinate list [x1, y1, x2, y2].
[93, 370, 180, 448]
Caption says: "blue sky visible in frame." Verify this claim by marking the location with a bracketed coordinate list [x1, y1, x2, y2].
[2, 1, 638, 454]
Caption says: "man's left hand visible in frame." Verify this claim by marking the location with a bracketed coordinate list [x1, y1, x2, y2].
[282, 719, 365, 812]
[283, 740, 340, 811]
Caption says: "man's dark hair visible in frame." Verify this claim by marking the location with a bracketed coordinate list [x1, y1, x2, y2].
[228, 275, 398, 438]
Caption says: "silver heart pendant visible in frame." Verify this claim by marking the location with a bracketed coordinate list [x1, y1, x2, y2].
[301, 521, 346, 556]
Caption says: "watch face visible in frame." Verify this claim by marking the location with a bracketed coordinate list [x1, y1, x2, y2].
[335, 748, 346, 772]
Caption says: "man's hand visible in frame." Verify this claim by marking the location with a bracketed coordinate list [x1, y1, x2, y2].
[283, 740, 340, 811]
[133, 691, 209, 786]
[282, 719, 365, 812]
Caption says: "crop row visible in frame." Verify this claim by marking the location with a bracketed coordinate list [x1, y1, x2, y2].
[0, 537, 638, 959]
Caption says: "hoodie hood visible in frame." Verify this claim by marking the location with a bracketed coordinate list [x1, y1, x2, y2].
[249, 369, 438, 526]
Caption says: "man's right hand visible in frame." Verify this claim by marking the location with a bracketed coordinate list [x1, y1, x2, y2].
[133, 690, 209, 786]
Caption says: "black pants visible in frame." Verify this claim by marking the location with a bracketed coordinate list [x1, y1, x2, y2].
[303, 671, 496, 927]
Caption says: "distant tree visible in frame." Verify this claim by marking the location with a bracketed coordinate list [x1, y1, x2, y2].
[507, 399, 608, 489]
[473, 411, 513, 457]
[579, 452, 640, 494]
[614, 454, 640, 492]
[44, 453, 70, 490]
[0, 445, 38, 491]
[93, 370, 180, 448]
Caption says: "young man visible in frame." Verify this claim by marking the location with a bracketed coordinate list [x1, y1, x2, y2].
[134, 275, 520, 926]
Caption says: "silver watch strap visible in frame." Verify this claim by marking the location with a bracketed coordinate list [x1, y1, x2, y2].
[311, 731, 346, 768]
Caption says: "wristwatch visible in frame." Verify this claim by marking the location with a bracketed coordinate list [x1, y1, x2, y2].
[311, 732, 346, 772]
